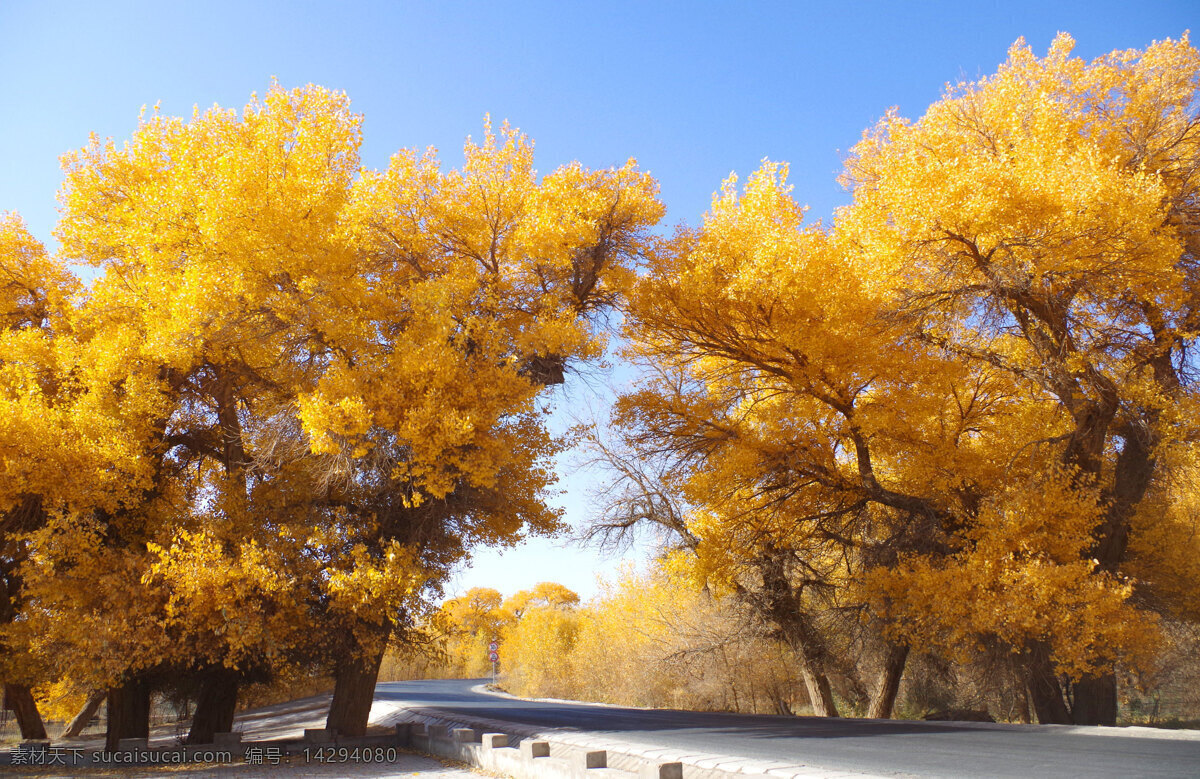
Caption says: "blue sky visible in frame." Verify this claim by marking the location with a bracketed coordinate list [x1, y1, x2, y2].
[1, 0, 1195, 599]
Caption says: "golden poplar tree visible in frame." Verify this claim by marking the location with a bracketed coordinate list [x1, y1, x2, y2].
[616, 34, 1200, 725]
[839, 33, 1200, 724]
[614, 162, 986, 718]
[12, 84, 663, 743]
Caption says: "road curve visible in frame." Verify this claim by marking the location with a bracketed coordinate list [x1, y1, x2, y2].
[374, 678, 1200, 778]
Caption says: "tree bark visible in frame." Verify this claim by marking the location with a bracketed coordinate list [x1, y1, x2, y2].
[867, 643, 909, 719]
[1058, 429, 1151, 728]
[1016, 680, 1033, 724]
[1071, 672, 1117, 726]
[3, 683, 48, 740]
[325, 627, 389, 737]
[796, 662, 840, 718]
[752, 551, 841, 717]
[61, 690, 106, 738]
[105, 677, 151, 751]
[186, 666, 240, 744]
[1025, 643, 1071, 724]
[772, 607, 840, 717]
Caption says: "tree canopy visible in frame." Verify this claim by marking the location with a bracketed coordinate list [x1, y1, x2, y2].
[2, 32, 1198, 741]
[611, 33, 1200, 725]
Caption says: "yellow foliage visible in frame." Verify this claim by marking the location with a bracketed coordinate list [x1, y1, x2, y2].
[501, 603, 580, 698]
[491, 571, 810, 714]
[617, 33, 1200, 695]
[3, 81, 662, 708]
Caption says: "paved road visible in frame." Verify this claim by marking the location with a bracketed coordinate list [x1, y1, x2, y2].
[374, 678, 1200, 778]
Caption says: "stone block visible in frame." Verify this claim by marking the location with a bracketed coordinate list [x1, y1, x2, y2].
[576, 749, 607, 769]
[303, 728, 334, 743]
[640, 762, 684, 779]
[520, 739, 551, 759]
[482, 732, 509, 748]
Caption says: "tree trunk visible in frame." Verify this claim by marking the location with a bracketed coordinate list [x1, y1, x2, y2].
[1016, 680, 1033, 724]
[797, 662, 840, 718]
[187, 666, 240, 744]
[1071, 672, 1117, 726]
[867, 643, 909, 719]
[3, 683, 48, 740]
[61, 690, 106, 738]
[1025, 644, 1071, 724]
[105, 677, 151, 751]
[752, 551, 840, 717]
[325, 628, 389, 737]
[778, 609, 840, 717]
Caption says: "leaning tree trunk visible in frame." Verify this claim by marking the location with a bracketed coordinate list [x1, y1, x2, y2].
[867, 643, 909, 719]
[187, 666, 240, 744]
[61, 690, 106, 738]
[753, 553, 841, 718]
[775, 608, 840, 717]
[1025, 642, 1071, 724]
[4, 683, 48, 740]
[325, 625, 390, 737]
[105, 677, 151, 751]
[796, 660, 840, 718]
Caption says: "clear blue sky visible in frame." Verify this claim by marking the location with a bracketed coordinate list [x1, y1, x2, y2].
[1, 0, 1194, 599]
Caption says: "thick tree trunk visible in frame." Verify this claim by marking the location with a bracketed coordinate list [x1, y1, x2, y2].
[105, 677, 151, 751]
[1025, 644, 1071, 724]
[325, 629, 389, 737]
[796, 662, 840, 718]
[1071, 672, 1117, 726]
[1058, 429, 1149, 729]
[753, 551, 841, 717]
[61, 690, 106, 738]
[867, 643, 909, 719]
[3, 683, 48, 740]
[775, 609, 840, 717]
[186, 667, 240, 744]
[1056, 424, 1147, 728]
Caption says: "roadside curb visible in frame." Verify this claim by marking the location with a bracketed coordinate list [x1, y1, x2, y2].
[382, 707, 894, 779]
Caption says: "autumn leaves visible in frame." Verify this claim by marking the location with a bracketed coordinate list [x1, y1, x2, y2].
[0, 30, 1197, 747]
[1, 88, 662, 742]
[612, 33, 1200, 724]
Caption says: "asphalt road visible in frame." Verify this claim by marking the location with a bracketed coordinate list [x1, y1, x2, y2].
[374, 678, 1200, 778]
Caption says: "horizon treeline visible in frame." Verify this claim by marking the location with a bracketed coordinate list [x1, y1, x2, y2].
[3, 31, 1200, 745]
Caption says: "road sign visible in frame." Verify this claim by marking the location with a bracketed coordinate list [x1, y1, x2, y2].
[489, 651, 499, 662]
[488, 641, 498, 651]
